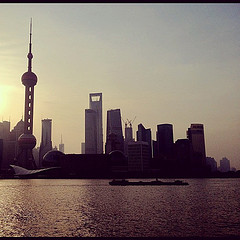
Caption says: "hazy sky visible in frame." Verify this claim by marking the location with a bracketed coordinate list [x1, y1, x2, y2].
[1, 3, 240, 169]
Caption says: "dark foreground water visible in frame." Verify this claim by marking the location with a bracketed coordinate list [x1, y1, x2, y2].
[0, 178, 239, 237]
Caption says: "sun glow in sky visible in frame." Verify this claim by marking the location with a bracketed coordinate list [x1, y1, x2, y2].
[0, 3, 240, 169]
[0, 85, 21, 116]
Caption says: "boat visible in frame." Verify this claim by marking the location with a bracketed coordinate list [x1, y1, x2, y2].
[109, 179, 189, 186]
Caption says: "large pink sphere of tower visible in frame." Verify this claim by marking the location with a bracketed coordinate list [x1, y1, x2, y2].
[21, 71, 37, 86]
[18, 133, 36, 149]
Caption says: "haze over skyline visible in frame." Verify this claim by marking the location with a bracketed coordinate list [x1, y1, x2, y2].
[0, 4, 239, 169]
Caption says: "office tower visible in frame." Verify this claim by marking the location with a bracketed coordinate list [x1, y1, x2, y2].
[156, 124, 174, 159]
[89, 93, 103, 153]
[0, 120, 25, 171]
[0, 121, 11, 170]
[9, 120, 25, 167]
[15, 20, 37, 169]
[123, 120, 134, 156]
[0, 121, 10, 141]
[187, 123, 206, 166]
[85, 109, 97, 154]
[219, 157, 230, 172]
[125, 124, 133, 142]
[85, 93, 103, 154]
[10, 119, 24, 141]
[9, 119, 24, 159]
[206, 157, 217, 172]
[59, 135, 64, 153]
[39, 119, 53, 167]
[137, 123, 152, 159]
[105, 109, 124, 154]
[128, 141, 150, 172]
[174, 139, 192, 166]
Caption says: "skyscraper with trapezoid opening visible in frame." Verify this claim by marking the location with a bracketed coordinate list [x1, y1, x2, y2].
[85, 93, 103, 154]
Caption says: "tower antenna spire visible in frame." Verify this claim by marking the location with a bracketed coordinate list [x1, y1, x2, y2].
[17, 18, 38, 170]
[28, 18, 33, 72]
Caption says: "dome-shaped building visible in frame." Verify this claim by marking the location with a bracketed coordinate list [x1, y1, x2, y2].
[42, 150, 65, 168]
[109, 150, 127, 167]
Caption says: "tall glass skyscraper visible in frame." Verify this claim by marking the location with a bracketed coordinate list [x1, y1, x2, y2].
[85, 109, 97, 154]
[39, 119, 53, 167]
[156, 124, 174, 159]
[136, 123, 152, 159]
[85, 93, 103, 154]
[105, 109, 124, 154]
[187, 123, 206, 166]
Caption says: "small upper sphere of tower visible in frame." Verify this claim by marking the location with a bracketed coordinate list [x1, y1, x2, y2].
[27, 52, 33, 59]
[21, 71, 37, 86]
[18, 133, 36, 149]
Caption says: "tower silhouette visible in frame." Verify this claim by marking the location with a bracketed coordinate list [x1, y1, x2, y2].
[105, 109, 124, 154]
[15, 19, 37, 169]
[187, 123, 206, 167]
[85, 93, 103, 154]
[39, 119, 53, 167]
[59, 134, 64, 153]
[156, 124, 174, 160]
[137, 123, 152, 159]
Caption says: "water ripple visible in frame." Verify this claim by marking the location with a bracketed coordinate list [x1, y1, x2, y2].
[0, 178, 239, 237]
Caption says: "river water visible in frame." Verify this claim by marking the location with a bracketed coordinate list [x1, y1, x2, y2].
[0, 178, 239, 237]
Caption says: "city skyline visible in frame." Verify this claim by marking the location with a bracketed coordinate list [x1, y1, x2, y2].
[0, 4, 240, 168]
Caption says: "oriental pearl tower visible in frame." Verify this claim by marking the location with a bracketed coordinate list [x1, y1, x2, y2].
[15, 19, 37, 170]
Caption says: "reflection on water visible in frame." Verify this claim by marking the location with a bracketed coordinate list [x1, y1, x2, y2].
[0, 178, 239, 237]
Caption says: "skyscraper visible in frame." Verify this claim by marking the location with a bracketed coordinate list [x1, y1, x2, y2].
[125, 124, 133, 142]
[85, 109, 97, 154]
[0, 121, 11, 170]
[156, 124, 174, 159]
[0, 121, 10, 141]
[137, 123, 152, 159]
[0, 120, 25, 171]
[39, 119, 53, 167]
[128, 141, 150, 172]
[187, 123, 206, 166]
[206, 157, 217, 172]
[59, 135, 64, 153]
[123, 120, 134, 156]
[11, 119, 24, 142]
[85, 93, 103, 154]
[219, 157, 230, 172]
[15, 20, 37, 169]
[105, 109, 124, 154]
[174, 139, 192, 166]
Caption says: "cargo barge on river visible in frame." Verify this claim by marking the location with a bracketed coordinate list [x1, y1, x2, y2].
[109, 179, 189, 186]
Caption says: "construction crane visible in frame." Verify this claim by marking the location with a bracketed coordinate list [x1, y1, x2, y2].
[127, 116, 136, 128]
[122, 116, 136, 128]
